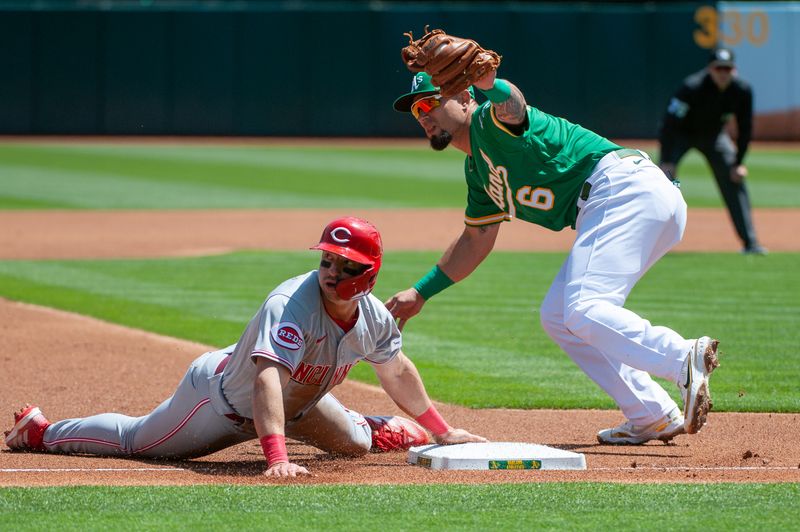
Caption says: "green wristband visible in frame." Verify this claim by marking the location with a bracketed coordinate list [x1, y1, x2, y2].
[478, 79, 512, 103]
[413, 265, 454, 300]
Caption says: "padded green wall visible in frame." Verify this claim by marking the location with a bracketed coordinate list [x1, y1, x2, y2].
[0, 1, 709, 138]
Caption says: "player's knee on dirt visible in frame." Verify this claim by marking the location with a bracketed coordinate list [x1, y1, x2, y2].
[333, 437, 372, 457]
[287, 420, 372, 457]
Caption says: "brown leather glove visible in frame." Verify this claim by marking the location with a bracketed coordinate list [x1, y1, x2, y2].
[401, 27, 502, 98]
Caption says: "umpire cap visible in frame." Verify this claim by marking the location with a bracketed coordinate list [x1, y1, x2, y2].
[709, 47, 735, 67]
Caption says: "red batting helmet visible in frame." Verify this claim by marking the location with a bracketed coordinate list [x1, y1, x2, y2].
[311, 216, 383, 300]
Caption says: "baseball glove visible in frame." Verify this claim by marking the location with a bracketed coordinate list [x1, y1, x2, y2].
[401, 27, 502, 98]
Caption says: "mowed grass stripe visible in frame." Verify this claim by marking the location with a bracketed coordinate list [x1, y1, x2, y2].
[0, 143, 798, 209]
[0, 144, 465, 209]
[0, 250, 797, 412]
[0, 484, 798, 530]
[2, 166, 375, 209]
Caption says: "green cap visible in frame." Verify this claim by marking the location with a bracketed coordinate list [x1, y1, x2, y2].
[393, 72, 475, 112]
[393, 72, 439, 112]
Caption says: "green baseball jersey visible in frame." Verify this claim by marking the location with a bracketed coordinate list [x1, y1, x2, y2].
[465, 102, 621, 230]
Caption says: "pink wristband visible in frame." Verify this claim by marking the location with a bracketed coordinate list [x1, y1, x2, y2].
[260, 434, 288, 467]
[415, 405, 451, 436]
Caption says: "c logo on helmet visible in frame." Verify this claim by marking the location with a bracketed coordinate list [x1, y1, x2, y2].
[330, 227, 351, 243]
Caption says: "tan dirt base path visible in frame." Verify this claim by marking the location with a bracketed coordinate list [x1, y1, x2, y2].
[1, 208, 799, 485]
[1, 209, 797, 259]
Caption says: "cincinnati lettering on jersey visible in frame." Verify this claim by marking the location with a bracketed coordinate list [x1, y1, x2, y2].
[291, 362, 354, 386]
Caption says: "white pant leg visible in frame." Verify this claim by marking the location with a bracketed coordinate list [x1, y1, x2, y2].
[286, 393, 372, 456]
[541, 260, 679, 424]
[541, 152, 693, 425]
[43, 351, 252, 458]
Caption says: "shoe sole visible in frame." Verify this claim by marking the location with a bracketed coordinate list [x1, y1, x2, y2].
[4, 407, 42, 448]
[597, 425, 685, 445]
[684, 339, 720, 434]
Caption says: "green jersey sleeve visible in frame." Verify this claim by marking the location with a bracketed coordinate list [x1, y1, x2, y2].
[464, 155, 511, 226]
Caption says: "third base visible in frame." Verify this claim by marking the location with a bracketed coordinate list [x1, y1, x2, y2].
[407, 442, 586, 470]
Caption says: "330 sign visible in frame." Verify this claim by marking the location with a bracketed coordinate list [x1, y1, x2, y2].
[694, 5, 769, 48]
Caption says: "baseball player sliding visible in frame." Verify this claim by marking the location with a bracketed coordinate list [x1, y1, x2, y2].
[385, 29, 721, 445]
[4, 217, 486, 478]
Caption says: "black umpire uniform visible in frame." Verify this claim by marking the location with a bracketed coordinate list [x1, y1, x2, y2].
[659, 48, 765, 254]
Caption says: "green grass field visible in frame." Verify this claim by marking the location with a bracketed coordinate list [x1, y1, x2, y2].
[1, 141, 798, 530]
[0, 250, 797, 412]
[1, 484, 799, 530]
[0, 142, 798, 209]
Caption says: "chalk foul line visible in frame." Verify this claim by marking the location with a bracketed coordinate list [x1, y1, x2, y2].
[1, 467, 185, 472]
[2, 466, 798, 473]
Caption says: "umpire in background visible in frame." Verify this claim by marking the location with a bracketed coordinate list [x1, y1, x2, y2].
[658, 47, 766, 254]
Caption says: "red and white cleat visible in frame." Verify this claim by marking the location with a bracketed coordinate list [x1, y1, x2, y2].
[365, 415, 430, 452]
[4, 405, 51, 451]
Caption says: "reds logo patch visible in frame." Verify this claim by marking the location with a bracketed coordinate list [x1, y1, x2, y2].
[271, 322, 304, 351]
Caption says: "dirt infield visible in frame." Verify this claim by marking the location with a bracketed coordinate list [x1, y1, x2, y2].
[2, 209, 799, 486]
[1, 208, 798, 259]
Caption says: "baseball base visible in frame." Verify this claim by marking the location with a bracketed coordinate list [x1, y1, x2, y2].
[407, 442, 586, 470]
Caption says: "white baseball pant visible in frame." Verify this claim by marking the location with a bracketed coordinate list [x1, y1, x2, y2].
[41, 350, 372, 458]
[540, 150, 694, 425]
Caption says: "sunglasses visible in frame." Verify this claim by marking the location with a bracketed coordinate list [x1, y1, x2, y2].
[712, 65, 733, 72]
[410, 95, 442, 119]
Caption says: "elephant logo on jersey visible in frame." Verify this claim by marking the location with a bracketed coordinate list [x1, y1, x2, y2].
[271, 322, 304, 350]
[330, 227, 351, 244]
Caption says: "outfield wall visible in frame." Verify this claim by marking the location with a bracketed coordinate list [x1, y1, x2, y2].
[718, 2, 800, 139]
[2, 1, 773, 139]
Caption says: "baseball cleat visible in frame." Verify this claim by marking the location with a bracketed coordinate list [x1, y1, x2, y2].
[365, 415, 431, 452]
[4, 405, 51, 452]
[597, 407, 685, 445]
[680, 337, 720, 434]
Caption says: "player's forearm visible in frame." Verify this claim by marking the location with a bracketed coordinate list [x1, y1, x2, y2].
[439, 223, 499, 281]
[252, 364, 288, 437]
[479, 79, 527, 125]
[252, 364, 292, 468]
[374, 353, 434, 418]
[413, 224, 498, 301]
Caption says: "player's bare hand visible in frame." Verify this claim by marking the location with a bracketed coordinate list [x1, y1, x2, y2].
[731, 164, 747, 184]
[263, 461, 310, 478]
[434, 428, 489, 445]
[384, 288, 426, 331]
[472, 67, 497, 91]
